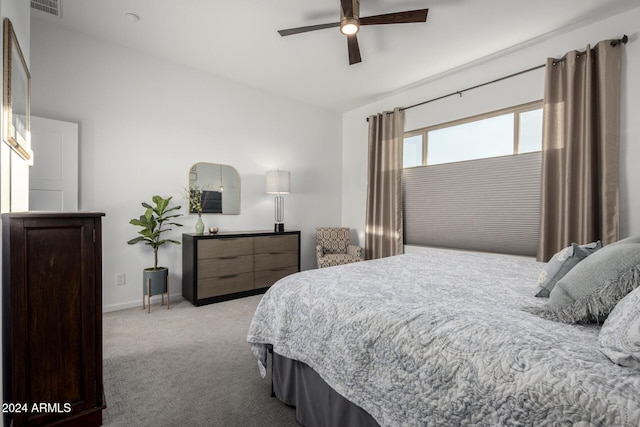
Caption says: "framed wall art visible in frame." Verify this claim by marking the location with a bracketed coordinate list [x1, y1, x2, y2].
[3, 18, 31, 161]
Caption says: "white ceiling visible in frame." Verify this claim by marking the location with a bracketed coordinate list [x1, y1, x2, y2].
[31, 0, 639, 112]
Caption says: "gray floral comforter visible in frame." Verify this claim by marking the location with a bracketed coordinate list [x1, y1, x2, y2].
[247, 248, 640, 426]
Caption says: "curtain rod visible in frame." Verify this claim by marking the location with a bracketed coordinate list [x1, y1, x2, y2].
[552, 34, 628, 65]
[400, 63, 545, 112]
[366, 35, 628, 122]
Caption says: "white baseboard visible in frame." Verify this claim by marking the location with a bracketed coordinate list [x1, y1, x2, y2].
[103, 293, 184, 313]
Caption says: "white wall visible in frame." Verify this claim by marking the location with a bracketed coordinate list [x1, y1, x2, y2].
[342, 7, 640, 247]
[0, 1, 30, 424]
[30, 18, 343, 311]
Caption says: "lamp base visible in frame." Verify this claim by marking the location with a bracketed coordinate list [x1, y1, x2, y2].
[274, 223, 285, 233]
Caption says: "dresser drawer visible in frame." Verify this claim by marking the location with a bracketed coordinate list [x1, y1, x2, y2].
[254, 250, 298, 271]
[198, 237, 253, 259]
[254, 266, 298, 289]
[183, 231, 300, 306]
[198, 255, 253, 278]
[254, 234, 298, 254]
[198, 272, 254, 299]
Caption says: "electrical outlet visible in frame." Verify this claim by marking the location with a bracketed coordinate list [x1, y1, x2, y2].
[115, 273, 126, 286]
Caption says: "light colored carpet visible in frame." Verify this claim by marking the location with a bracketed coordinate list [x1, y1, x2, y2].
[102, 295, 298, 426]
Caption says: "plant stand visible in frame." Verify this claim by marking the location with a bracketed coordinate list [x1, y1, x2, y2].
[142, 268, 170, 313]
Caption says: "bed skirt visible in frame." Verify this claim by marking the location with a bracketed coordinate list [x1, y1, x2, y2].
[272, 351, 379, 427]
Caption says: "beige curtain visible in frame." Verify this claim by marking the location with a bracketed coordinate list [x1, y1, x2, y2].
[365, 107, 404, 260]
[537, 39, 623, 261]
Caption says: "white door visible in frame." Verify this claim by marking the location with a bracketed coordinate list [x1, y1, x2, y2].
[29, 117, 79, 211]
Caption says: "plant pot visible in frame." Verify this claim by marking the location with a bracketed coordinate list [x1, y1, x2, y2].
[142, 267, 169, 312]
[143, 268, 168, 295]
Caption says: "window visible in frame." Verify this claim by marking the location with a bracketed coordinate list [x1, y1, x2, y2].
[403, 101, 542, 168]
[403, 135, 424, 168]
[518, 108, 543, 153]
[401, 101, 544, 256]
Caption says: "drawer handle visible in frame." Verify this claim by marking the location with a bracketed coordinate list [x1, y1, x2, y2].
[219, 256, 238, 260]
[269, 251, 285, 255]
[270, 267, 287, 272]
[219, 274, 238, 279]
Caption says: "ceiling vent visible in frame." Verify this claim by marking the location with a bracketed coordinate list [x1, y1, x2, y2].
[31, 0, 62, 18]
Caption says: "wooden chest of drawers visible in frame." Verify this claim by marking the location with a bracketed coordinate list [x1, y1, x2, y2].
[182, 230, 300, 306]
[2, 212, 106, 427]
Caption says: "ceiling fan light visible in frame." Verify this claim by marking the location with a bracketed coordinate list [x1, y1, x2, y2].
[340, 18, 359, 35]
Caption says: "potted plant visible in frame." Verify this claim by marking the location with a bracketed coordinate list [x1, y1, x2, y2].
[128, 195, 183, 310]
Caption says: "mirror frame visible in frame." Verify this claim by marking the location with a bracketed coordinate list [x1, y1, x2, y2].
[188, 163, 240, 215]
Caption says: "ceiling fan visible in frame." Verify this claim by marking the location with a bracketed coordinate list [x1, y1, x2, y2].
[277, 0, 429, 65]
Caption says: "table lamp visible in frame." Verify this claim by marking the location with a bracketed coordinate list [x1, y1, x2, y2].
[266, 170, 291, 233]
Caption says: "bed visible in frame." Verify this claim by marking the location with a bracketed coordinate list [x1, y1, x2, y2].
[247, 246, 640, 426]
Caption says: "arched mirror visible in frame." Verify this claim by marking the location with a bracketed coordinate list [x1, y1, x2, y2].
[188, 163, 240, 214]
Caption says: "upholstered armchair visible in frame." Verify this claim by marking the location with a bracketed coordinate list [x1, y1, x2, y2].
[316, 227, 363, 268]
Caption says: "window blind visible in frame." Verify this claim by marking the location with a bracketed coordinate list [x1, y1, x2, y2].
[402, 152, 541, 257]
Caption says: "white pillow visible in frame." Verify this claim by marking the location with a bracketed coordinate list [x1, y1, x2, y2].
[599, 285, 640, 370]
[535, 241, 602, 297]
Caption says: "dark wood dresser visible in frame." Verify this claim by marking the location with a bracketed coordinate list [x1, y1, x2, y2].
[2, 212, 106, 427]
[182, 230, 300, 306]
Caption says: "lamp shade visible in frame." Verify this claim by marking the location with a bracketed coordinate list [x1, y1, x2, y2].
[266, 170, 291, 194]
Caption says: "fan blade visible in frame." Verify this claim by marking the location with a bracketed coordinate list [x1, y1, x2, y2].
[360, 9, 428, 26]
[347, 34, 362, 65]
[341, 0, 354, 18]
[278, 22, 340, 36]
